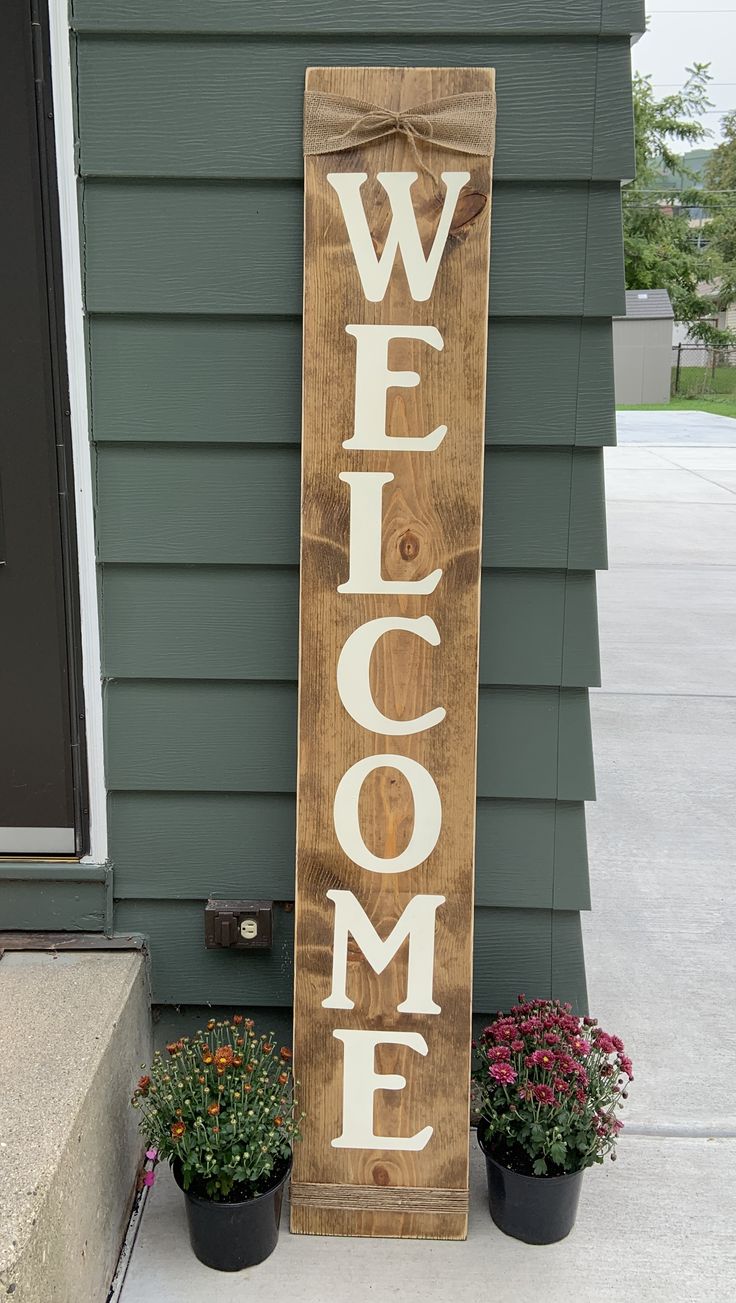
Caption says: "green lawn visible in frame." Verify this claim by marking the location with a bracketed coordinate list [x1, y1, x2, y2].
[618, 396, 736, 420]
[672, 365, 736, 398]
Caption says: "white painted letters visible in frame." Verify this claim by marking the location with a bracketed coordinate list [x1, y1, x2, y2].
[343, 325, 446, 451]
[337, 472, 442, 595]
[327, 171, 470, 302]
[331, 1029, 434, 1150]
[322, 889, 445, 1013]
[336, 615, 446, 735]
[333, 754, 442, 874]
[325, 168, 470, 1156]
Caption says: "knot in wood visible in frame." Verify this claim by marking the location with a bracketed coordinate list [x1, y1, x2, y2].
[449, 190, 487, 235]
[398, 529, 421, 562]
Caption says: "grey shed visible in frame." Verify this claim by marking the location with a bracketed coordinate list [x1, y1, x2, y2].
[613, 289, 675, 404]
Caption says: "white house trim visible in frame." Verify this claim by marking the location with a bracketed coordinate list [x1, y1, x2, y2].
[48, 0, 108, 864]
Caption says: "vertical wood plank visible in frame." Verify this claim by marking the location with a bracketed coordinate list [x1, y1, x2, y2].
[292, 66, 494, 1239]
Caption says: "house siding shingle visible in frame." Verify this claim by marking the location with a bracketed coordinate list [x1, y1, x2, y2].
[68, 0, 642, 1014]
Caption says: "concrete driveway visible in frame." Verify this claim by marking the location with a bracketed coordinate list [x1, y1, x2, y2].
[617, 407, 736, 444]
[116, 408, 736, 1303]
[587, 409, 736, 1133]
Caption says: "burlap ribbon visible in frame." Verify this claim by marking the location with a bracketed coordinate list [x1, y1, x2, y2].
[303, 89, 496, 159]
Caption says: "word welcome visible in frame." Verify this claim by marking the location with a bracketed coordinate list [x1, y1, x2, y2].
[325, 169, 472, 1151]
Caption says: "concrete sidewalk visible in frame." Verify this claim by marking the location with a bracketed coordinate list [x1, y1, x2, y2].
[118, 409, 736, 1302]
[588, 419, 736, 1137]
[617, 408, 736, 444]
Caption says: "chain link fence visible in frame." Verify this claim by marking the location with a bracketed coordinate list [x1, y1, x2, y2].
[672, 344, 736, 397]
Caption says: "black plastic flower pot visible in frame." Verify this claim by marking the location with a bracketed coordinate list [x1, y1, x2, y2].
[173, 1158, 291, 1271]
[477, 1129, 584, 1245]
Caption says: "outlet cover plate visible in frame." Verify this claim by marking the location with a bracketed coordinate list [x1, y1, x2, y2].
[204, 898, 274, 950]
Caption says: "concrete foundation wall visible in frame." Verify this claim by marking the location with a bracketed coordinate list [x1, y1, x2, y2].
[0, 952, 151, 1303]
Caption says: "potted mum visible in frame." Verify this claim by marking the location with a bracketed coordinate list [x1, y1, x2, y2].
[132, 1016, 303, 1271]
[473, 996, 633, 1244]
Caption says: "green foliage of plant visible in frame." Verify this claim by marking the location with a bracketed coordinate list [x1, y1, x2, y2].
[705, 110, 736, 192]
[132, 1016, 303, 1201]
[624, 65, 736, 347]
[704, 110, 736, 311]
[473, 997, 632, 1177]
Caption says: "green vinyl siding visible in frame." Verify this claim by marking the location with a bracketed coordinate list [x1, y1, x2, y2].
[95, 446, 606, 569]
[101, 567, 600, 688]
[89, 316, 616, 449]
[113, 899, 588, 1014]
[109, 794, 589, 912]
[82, 181, 624, 318]
[70, 0, 645, 38]
[75, 38, 633, 182]
[59, 0, 637, 1011]
[104, 683, 594, 801]
[0, 865, 108, 932]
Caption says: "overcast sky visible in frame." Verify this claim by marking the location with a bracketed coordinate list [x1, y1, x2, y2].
[632, 1, 736, 145]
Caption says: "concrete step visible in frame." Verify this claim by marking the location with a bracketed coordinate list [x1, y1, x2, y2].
[0, 950, 151, 1302]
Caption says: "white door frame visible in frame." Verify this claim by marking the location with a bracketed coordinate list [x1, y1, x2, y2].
[48, 0, 108, 864]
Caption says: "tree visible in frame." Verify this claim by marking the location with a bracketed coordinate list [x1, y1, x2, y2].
[704, 112, 736, 312]
[623, 65, 736, 346]
[705, 110, 736, 191]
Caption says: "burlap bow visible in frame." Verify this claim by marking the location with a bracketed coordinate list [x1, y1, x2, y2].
[303, 89, 496, 159]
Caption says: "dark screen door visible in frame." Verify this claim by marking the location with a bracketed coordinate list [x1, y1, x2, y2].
[0, 0, 86, 856]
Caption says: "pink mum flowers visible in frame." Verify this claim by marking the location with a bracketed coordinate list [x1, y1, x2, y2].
[488, 1045, 512, 1063]
[489, 1062, 517, 1085]
[532, 1083, 557, 1106]
[473, 996, 633, 1178]
[528, 1048, 556, 1070]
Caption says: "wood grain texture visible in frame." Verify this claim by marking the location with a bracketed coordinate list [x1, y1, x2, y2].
[289, 1181, 468, 1213]
[108, 792, 590, 910]
[291, 65, 493, 1237]
[100, 566, 600, 687]
[82, 181, 624, 317]
[95, 446, 607, 570]
[70, 0, 646, 36]
[113, 900, 588, 1017]
[75, 37, 633, 182]
[104, 682, 595, 800]
[87, 316, 616, 448]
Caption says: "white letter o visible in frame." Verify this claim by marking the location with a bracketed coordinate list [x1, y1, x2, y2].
[333, 754, 442, 874]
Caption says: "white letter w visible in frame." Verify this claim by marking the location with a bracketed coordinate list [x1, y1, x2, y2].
[326, 171, 470, 303]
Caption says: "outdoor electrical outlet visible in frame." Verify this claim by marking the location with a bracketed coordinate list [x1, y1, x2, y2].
[204, 898, 274, 950]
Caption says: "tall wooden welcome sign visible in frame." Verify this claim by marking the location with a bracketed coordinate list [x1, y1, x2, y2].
[292, 66, 495, 1239]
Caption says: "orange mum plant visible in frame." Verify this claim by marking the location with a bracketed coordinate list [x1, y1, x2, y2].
[132, 1016, 303, 1201]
